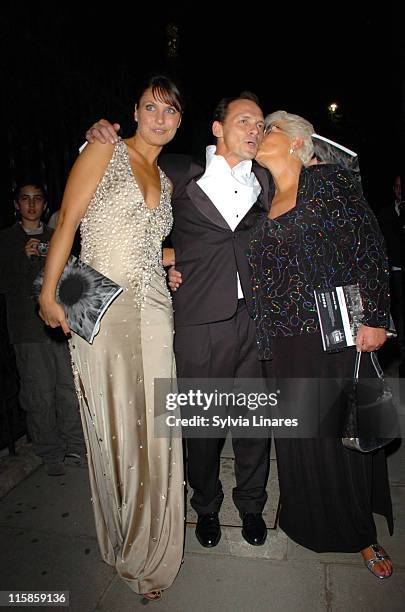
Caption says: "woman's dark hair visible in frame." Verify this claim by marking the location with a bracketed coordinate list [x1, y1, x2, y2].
[135, 75, 184, 114]
[213, 91, 260, 123]
[14, 181, 47, 202]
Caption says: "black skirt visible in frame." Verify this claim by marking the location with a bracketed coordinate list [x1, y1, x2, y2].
[264, 332, 394, 553]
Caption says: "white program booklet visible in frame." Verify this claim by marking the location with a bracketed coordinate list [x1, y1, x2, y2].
[314, 284, 396, 352]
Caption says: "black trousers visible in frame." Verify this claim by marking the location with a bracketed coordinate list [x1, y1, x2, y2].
[13, 340, 85, 463]
[174, 300, 270, 515]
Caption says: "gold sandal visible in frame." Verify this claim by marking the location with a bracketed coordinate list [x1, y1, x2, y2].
[363, 544, 393, 579]
[141, 590, 162, 602]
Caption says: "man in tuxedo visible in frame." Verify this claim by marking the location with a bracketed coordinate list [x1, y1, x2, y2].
[86, 92, 271, 548]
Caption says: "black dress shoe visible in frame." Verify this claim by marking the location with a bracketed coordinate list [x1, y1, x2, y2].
[241, 513, 267, 546]
[195, 512, 221, 547]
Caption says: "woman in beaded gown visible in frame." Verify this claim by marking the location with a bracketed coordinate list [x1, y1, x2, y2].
[39, 76, 184, 600]
[249, 111, 393, 579]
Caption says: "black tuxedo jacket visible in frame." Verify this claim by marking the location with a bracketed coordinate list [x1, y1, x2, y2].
[159, 154, 271, 326]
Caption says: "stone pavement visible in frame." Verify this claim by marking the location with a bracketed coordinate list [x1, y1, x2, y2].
[0, 436, 404, 612]
[0, 438, 41, 499]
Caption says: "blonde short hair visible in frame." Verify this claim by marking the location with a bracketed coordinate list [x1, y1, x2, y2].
[265, 110, 314, 165]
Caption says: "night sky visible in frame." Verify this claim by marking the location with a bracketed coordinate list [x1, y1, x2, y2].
[0, 2, 399, 226]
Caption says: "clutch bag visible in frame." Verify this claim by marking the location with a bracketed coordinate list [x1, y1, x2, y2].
[34, 255, 123, 344]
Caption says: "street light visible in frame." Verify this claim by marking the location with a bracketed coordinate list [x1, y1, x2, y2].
[328, 102, 341, 122]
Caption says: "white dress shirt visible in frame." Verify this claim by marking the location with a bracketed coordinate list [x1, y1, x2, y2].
[197, 145, 262, 298]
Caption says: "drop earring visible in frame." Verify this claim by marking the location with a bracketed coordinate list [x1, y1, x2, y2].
[289, 147, 295, 155]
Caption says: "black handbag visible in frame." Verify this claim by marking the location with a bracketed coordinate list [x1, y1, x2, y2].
[342, 351, 399, 452]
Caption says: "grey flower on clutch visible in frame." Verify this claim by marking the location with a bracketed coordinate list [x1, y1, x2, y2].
[34, 255, 123, 344]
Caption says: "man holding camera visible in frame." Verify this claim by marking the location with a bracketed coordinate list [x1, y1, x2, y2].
[0, 182, 85, 476]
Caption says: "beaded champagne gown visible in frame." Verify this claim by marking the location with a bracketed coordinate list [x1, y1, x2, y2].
[69, 139, 184, 594]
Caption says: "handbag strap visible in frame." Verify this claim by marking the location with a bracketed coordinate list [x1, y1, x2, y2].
[353, 351, 384, 381]
[370, 351, 384, 379]
[354, 351, 362, 380]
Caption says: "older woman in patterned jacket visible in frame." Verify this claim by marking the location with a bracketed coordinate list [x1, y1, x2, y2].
[249, 111, 393, 579]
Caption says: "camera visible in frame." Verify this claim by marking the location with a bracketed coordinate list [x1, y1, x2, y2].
[36, 242, 49, 256]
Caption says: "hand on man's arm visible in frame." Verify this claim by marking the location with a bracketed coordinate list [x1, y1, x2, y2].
[168, 265, 182, 292]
